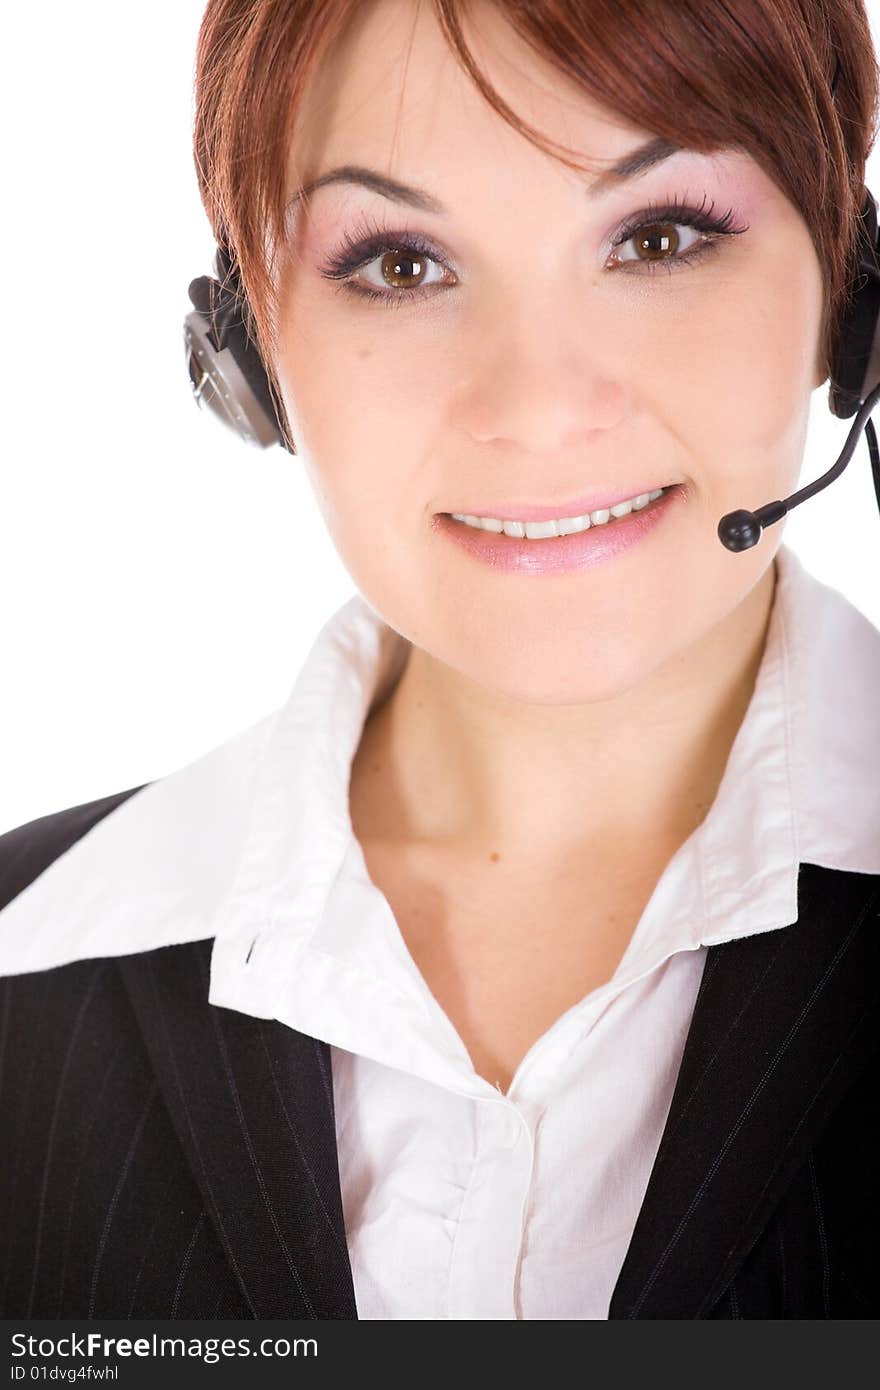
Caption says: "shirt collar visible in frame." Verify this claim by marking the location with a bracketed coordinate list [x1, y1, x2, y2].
[619, 543, 880, 979]
[2, 544, 879, 1007]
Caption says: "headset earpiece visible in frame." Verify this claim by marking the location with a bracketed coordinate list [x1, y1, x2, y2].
[183, 246, 294, 451]
[829, 187, 880, 419]
[718, 184, 880, 551]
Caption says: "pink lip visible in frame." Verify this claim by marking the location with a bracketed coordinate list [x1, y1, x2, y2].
[432, 484, 684, 575]
[442, 484, 673, 523]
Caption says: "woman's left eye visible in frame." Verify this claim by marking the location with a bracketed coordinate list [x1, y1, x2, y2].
[613, 219, 712, 268]
[610, 197, 746, 273]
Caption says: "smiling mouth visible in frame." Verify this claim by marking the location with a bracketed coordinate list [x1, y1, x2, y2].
[441, 486, 676, 538]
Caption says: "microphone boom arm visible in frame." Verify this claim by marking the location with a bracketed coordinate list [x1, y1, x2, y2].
[718, 379, 880, 551]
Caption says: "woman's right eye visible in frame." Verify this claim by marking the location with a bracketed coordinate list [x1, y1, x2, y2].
[329, 243, 454, 304]
[318, 219, 456, 308]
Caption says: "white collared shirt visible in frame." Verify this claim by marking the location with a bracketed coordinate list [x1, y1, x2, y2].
[2, 542, 880, 1319]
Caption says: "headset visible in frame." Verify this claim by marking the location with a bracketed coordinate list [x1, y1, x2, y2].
[184, 189, 880, 555]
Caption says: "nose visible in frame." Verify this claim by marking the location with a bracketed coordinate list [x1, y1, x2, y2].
[457, 296, 631, 454]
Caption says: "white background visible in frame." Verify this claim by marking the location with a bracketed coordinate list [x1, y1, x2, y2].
[1, 1, 879, 833]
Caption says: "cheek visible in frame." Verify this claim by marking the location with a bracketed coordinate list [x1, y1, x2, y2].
[270, 338, 435, 615]
[274, 312, 458, 579]
[659, 241, 822, 498]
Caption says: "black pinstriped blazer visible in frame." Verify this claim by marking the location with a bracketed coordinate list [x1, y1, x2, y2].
[0, 784, 878, 1320]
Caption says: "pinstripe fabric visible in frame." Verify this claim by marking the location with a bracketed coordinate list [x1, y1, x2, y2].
[0, 952, 252, 1318]
[0, 789, 878, 1318]
[0, 788, 250, 1319]
[608, 865, 880, 1318]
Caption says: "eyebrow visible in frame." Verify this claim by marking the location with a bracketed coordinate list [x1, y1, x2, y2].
[287, 137, 684, 215]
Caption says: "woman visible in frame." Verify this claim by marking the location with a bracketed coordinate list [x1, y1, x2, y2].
[1, 0, 879, 1320]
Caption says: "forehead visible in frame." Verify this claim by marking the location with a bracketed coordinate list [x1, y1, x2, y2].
[283, 0, 782, 241]
[288, 0, 639, 195]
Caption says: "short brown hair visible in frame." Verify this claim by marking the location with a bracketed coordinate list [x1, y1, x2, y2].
[193, 0, 880, 416]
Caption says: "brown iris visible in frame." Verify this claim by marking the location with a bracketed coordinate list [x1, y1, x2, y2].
[380, 251, 426, 289]
[633, 223, 681, 262]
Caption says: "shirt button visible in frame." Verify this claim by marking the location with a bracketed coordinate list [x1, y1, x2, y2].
[485, 1103, 523, 1151]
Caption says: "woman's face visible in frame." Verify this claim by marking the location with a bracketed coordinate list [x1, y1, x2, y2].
[272, 0, 825, 706]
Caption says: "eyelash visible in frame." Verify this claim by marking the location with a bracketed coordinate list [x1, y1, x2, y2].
[317, 193, 748, 310]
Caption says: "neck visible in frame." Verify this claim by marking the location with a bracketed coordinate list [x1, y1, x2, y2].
[350, 560, 778, 866]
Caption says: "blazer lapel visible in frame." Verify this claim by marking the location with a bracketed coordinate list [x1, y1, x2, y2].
[607, 861, 880, 1318]
[117, 862, 880, 1322]
[117, 938, 358, 1320]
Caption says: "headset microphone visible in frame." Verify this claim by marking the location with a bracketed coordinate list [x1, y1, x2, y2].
[717, 380, 880, 551]
[718, 187, 880, 552]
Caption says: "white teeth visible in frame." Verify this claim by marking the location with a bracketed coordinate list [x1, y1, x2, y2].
[451, 488, 665, 538]
[521, 519, 558, 539]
